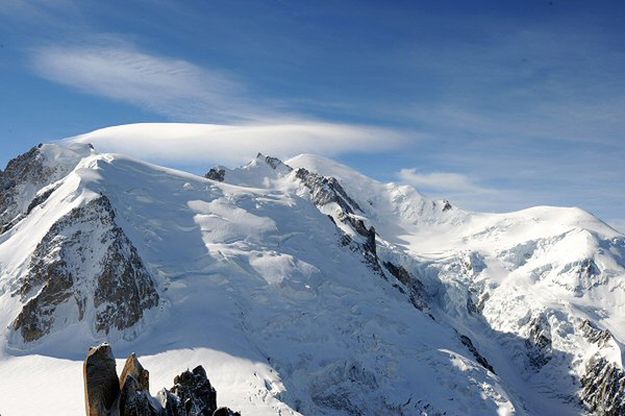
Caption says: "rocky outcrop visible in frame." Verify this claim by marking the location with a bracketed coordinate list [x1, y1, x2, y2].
[525, 314, 552, 369]
[0, 144, 89, 234]
[258, 153, 290, 171]
[12, 195, 159, 343]
[121, 354, 150, 392]
[212, 409, 240, 416]
[294, 167, 362, 215]
[84, 344, 120, 416]
[577, 320, 625, 414]
[459, 334, 496, 374]
[580, 319, 613, 347]
[289, 163, 386, 277]
[204, 168, 225, 182]
[383, 261, 428, 311]
[84, 345, 240, 416]
[169, 366, 218, 416]
[581, 355, 625, 415]
[25, 184, 59, 215]
[120, 374, 160, 416]
[0, 145, 44, 231]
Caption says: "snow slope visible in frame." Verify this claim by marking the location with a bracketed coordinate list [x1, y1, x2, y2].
[0, 128, 623, 415]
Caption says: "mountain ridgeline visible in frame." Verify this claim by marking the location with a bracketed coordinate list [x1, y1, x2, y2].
[0, 135, 624, 415]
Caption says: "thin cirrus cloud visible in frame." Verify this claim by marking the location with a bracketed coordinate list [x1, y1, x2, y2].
[32, 42, 407, 164]
[31, 43, 262, 122]
[397, 168, 491, 194]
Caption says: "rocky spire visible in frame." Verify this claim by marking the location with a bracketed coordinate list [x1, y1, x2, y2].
[84, 344, 120, 416]
[170, 366, 217, 416]
[83, 345, 240, 416]
[120, 353, 150, 393]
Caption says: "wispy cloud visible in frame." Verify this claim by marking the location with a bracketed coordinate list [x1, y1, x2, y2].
[32, 41, 409, 163]
[31, 42, 261, 122]
[398, 169, 490, 194]
[16, 4, 625, 225]
[396, 168, 505, 211]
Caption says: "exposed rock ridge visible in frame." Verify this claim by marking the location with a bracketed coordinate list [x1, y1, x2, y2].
[459, 334, 496, 374]
[577, 319, 625, 415]
[580, 319, 613, 347]
[525, 314, 552, 370]
[288, 164, 383, 273]
[84, 344, 240, 416]
[277, 157, 432, 312]
[257, 153, 292, 172]
[581, 355, 625, 415]
[0, 145, 44, 232]
[204, 168, 225, 182]
[294, 167, 362, 215]
[0, 144, 87, 234]
[12, 195, 159, 343]
[383, 261, 428, 311]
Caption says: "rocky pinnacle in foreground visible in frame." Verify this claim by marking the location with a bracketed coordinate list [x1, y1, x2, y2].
[84, 344, 240, 416]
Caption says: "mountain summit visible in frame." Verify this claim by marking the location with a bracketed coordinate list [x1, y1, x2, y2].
[0, 134, 623, 415]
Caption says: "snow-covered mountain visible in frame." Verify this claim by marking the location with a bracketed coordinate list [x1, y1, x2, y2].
[0, 129, 624, 415]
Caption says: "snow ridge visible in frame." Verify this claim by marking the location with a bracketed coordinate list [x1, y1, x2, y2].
[0, 135, 623, 416]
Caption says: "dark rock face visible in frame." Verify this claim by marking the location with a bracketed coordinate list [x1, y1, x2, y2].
[84, 344, 120, 416]
[383, 261, 428, 311]
[25, 184, 59, 216]
[91, 198, 159, 334]
[212, 408, 241, 416]
[258, 153, 291, 171]
[581, 356, 625, 415]
[204, 168, 225, 182]
[342, 216, 375, 254]
[170, 366, 218, 416]
[0, 144, 83, 234]
[12, 195, 159, 343]
[0, 145, 43, 231]
[157, 390, 184, 416]
[294, 168, 362, 215]
[525, 314, 552, 369]
[580, 319, 613, 347]
[120, 375, 161, 416]
[84, 345, 240, 416]
[459, 335, 496, 374]
[578, 320, 625, 414]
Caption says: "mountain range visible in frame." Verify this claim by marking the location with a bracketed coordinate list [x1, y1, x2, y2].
[0, 124, 624, 415]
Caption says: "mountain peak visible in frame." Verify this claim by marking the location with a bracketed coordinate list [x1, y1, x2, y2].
[0, 141, 624, 415]
[254, 153, 293, 172]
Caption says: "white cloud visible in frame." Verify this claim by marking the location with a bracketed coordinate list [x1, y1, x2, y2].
[31, 43, 263, 122]
[398, 169, 489, 193]
[34, 42, 410, 164]
[66, 122, 405, 166]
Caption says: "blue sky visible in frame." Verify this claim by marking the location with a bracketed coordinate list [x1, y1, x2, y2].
[1, 0, 624, 230]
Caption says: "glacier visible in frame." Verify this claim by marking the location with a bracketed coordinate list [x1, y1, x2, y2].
[0, 125, 624, 415]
